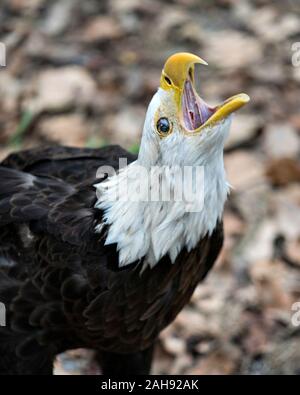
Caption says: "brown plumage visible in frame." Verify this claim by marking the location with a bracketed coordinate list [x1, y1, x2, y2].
[0, 145, 223, 375]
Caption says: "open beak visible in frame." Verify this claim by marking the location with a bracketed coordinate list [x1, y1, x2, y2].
[160, 52, 250, 133]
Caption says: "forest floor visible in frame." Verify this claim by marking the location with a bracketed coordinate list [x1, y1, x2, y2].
[0, 0, 300, 374]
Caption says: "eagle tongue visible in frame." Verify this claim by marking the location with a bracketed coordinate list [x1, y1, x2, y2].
[182, 80, 214, 130]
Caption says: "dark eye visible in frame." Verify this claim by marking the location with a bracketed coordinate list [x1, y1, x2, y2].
[157, 117, 170, 135]
[164, 76, 172, 86]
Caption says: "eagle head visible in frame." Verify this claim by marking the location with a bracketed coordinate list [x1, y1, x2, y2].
[138, 52, 249, 168]
[97, 52, 249, 268]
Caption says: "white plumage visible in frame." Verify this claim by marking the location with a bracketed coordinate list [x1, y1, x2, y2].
[95, 88, 231, 268]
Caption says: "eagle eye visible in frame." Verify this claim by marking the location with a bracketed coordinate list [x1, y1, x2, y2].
[157, 117, 171, 135]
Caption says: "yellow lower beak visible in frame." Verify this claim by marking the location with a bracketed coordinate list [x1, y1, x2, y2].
[203, 93, 250, 130]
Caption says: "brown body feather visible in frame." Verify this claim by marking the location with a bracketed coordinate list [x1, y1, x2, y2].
[0, 145, 223, 374]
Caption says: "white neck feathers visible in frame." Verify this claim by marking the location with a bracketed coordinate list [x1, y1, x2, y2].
[95, 153, 229, 269]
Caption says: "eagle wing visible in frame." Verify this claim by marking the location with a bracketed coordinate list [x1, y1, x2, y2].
[2, 145, 136, 184]
[0, 145, 136, 246]
[0, 145, 138, 361]
[0, 145, 223, 361]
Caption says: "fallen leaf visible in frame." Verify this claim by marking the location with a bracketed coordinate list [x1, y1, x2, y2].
[42, 0, 74, 36]
[161, 335, 186, 356]
[262, 123, 300, 159]
[203, 30, 263, 71]
[225, 150, 266, 191]
[286, 239, 300, 266]
[266, 158, 300, 186]
[247, 7, 300, 43]
[102, 106, 144, 148]
[82, 17, 122, 43]
[225, 114, 261, 149]
[186, 344, 241, 375]
[28, 67, 97, 113]
[250, 259, 293, 309]
[38, 114, 89, 146]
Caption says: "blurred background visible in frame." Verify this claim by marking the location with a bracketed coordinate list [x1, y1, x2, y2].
[0, 0, 300, 374]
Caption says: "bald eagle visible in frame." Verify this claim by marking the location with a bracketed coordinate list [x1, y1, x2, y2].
[0, 53, 249, 375]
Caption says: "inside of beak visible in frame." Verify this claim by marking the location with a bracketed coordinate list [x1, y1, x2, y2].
[181, 67, 250, 133]
[182, 77, 215, 131]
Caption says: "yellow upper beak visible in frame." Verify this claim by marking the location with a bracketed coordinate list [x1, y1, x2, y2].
[160, 52, 207, 91]
[160, 52, 250, 132]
